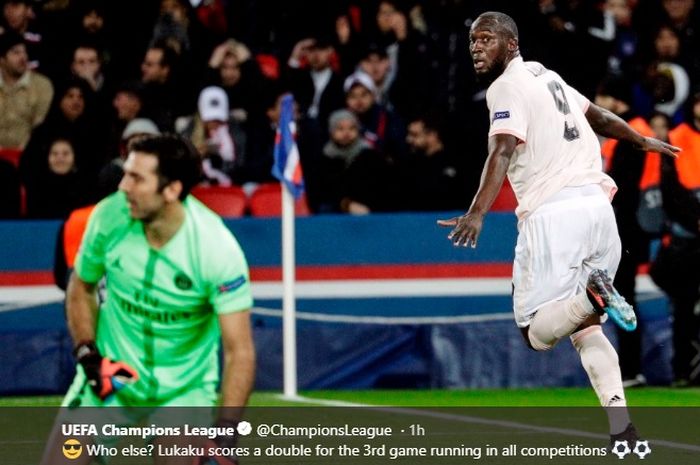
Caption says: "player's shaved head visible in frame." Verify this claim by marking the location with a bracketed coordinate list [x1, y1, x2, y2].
[474, 11, 519, 41]
[469, 11, 520, 82]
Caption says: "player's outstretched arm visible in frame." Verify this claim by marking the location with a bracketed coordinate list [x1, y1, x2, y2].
[438, 133, 517, 248]
[585, 103, 681, 158]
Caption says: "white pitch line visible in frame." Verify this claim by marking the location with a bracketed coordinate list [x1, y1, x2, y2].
[279, 395, 700, 453]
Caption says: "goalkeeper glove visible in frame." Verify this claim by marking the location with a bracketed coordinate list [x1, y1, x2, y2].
[192, 419, 239, 465]
[73, 341, 139, 400]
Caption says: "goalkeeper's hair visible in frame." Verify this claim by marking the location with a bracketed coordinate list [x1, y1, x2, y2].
[129, 134, 202, 200]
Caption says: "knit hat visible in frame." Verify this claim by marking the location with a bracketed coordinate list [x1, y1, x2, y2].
[327, 109, 360, 134]
[122, 118, 160, 140]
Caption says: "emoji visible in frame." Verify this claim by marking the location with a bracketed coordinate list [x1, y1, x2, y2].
[63, 439, 83, 460]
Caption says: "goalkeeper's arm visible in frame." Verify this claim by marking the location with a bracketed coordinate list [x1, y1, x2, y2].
[66, 272, 99, 345]
[219, 309, 256, 422]
[192, 311, 255, 465]
[67, 273, 138, 400]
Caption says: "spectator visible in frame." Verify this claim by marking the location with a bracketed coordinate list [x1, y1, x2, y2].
[151, 0, 192, 55]
[178, 86, 247, 186]
[400, 114, 466, 211]
[654, 23, 685, 63]
[316, 109, 373, 212]
[357, 42, 393, 108]
[0, 30, 53, 149]
[650, 91, 700, 387]
[106, 80, 145, 160]
[371, 0, 435, 120]
[634, 59, 691, 125]
[70, 42, 111, 120]
[285, 34, 345, 132]
[333, 7, 363, 77]
[635, 23, 696, 114]
[337, 121, 399, 214]
[151, 0, 209, 60]
[150, 0, 207, 106]
[20, 77, 105, 184]
[24, 137, 91, 219]
[343, 70, 406, 159]
[205, 38, 262, 123]
[111, 80, 143, 123]
[69, 0, 114, 76]
[649, 110, 672, 140]
[98, 117, 161, 196]
[1, 0, 43, 70]
[660, 0, 700, 55]
[140, 41, 187, 130]
[604, 0, 640, 77]
[70, 43, 106, 94]
[75, 0, 107, 45]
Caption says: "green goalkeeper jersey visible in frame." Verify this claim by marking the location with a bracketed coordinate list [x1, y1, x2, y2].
[74, 191, 253, 404]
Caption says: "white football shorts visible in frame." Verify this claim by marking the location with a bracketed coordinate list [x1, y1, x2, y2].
[512, 184, 621, 328]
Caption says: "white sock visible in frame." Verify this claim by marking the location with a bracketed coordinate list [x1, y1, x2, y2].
[528, 292, 595, 351]
[570, 326, 631, 434]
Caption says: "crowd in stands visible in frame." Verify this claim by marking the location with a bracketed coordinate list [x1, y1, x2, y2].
[0, 0, 699, 220]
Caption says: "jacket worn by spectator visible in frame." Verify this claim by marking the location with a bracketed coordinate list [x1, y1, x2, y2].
[0, 65, 53, 149]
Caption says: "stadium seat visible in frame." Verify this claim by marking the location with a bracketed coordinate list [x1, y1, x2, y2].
[491, 179, 517, 211]
[0, 148, 22, 168]
[249, 183, 310, 217]
[190, 185, 247, 217]
[255, 53, 280, 80]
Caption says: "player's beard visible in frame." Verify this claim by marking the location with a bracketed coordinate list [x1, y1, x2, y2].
[474, 59, 507, 85]
[473, 45, 510, 85]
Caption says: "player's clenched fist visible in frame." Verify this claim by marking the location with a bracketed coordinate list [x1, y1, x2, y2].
[74, 342, 138, 400]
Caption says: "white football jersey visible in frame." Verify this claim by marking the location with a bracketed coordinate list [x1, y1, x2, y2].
[486, 56, 617, 219]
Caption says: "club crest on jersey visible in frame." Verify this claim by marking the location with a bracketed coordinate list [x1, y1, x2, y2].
[493, 111, 510, 121]
[218, 275, 246, 294]
[174, 272, 193, 290]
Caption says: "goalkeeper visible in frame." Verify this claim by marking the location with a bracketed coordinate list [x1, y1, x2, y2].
[41, 134, 255, 464]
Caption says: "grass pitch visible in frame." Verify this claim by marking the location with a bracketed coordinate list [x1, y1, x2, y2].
[1, 387, 699, 407]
